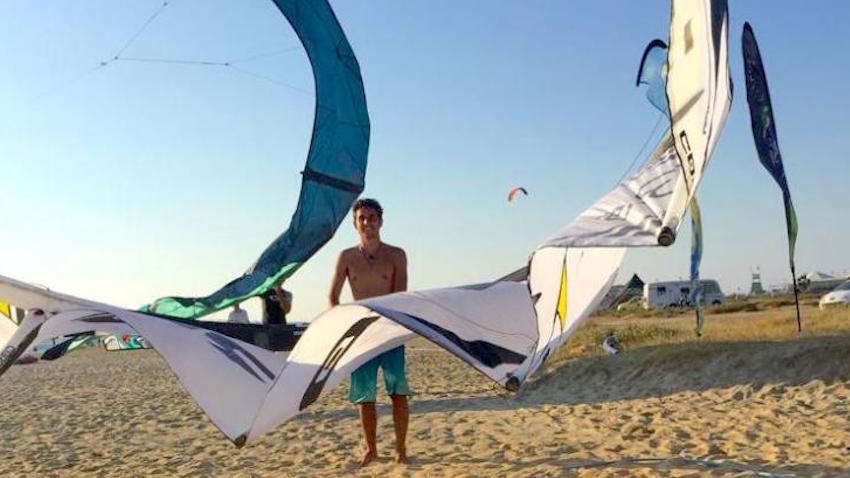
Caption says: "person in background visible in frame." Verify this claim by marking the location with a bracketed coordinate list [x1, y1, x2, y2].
[263, 281, 292, 325]
[227, 302, 249, 324]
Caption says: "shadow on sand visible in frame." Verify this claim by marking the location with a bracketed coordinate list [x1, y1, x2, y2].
[403, 454, 844, 477]
[409, 334, 850, 414]
[303, 334, 850, 421]
[303, 336, 850, 476]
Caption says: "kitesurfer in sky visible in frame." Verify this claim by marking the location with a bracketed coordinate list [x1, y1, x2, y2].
[329, 198, 410, 466]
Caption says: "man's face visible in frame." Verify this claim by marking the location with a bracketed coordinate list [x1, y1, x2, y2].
[354, 207, 382, 240]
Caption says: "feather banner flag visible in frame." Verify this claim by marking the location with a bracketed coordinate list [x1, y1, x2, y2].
[742, 22, 801, 331]
[689, 198, 704, 336]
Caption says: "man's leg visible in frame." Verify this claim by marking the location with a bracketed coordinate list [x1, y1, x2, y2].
[382, 346, 411, 464]
[350, 356, 380, 467]
[358, 402, 378, 466]
[390, 394, 409, 463]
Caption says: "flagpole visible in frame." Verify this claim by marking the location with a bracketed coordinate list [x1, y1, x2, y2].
[791, 264, 801, 332]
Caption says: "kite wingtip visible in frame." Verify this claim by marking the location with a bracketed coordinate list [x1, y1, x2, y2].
[505, 375, 521, 392]
[658, 227, 676, 247]
[233, 434, 248, 449]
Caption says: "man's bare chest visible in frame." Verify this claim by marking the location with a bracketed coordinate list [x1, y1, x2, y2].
[348, 258, 394, 285]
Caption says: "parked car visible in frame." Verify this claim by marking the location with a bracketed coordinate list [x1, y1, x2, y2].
[616, 296, 642, 312]
[819, 280, 850, 310]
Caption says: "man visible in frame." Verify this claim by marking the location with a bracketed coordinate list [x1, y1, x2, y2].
[263, 281, 292, 325]
[329, 198, 409, 466]
[227, 303, 250, 324]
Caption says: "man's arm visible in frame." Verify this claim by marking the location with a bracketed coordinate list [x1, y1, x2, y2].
[392, 249, 408, 293]
[328, 251, 348, 307]
[275, 282, 292, 315]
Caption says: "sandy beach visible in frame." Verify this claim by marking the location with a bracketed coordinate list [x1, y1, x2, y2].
[2, 305, 850, 477]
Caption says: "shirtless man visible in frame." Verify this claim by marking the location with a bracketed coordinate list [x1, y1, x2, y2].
[328, 198, 409, 466]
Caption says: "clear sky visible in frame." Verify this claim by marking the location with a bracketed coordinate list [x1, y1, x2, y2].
[1, 0, 848, 321]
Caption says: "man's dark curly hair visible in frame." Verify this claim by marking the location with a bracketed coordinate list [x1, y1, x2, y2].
[352, 198, 383, 219]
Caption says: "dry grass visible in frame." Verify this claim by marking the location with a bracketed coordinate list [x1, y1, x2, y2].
[555, 304, 850, 365]
[709, 293, 820, 314]
[598, 293, 823, 319]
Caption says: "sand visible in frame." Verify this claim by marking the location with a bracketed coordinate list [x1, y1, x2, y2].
[2, 308, 850, 477]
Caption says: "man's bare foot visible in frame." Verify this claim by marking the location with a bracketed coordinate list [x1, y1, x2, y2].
[395, 450, 409, 465]
[360, 450, 377, 468]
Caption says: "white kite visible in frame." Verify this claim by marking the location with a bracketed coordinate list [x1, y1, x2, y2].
[0, 0, 732, 447]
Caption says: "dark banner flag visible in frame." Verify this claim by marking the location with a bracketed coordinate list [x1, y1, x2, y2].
[742, 22, 801, 331]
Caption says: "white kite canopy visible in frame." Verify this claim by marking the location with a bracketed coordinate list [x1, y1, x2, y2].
[0, 304, 21, 349]
[0, 0, 733, 447]
[666, 0, 732, 216]
[542, 135, 680, 248]
[0, 274, 100, 315]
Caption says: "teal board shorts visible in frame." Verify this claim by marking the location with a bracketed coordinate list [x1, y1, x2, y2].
[349, 346, 411, 404]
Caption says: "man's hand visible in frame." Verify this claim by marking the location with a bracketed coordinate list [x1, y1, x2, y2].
[275, 280, 292, 315]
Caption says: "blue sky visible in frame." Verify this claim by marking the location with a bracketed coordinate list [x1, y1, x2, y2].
[1, 1, 848, 321]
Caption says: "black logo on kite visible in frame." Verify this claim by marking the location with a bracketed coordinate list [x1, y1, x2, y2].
[368, 305, 527, 369]
[206, 332, 276, 384]
[299, 315, 379, 411]
[80, 314, 124, 324]
[678, 130, 695, 177]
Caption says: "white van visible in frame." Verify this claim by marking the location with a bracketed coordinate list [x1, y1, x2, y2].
[643, 280, 724, 309]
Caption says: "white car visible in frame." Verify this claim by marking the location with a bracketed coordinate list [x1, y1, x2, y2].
[819, 280, 850, 309]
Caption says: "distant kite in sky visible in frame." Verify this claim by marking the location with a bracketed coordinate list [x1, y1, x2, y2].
[507, 187, 528, 202]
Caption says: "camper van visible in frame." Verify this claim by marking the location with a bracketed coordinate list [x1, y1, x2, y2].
[643, 280, 724, 309]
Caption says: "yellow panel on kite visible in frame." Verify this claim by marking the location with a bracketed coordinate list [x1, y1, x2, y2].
[0, 301, 10, 319]
[556, 265, 568, 332]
